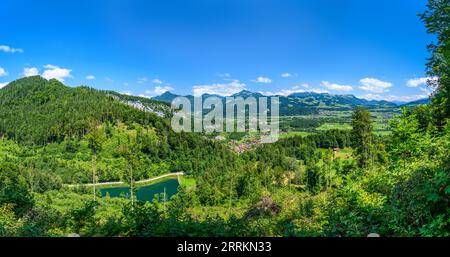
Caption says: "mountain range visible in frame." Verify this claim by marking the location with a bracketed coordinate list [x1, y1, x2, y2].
[153, 90, 430, 116]
[0, 76, 430, 128]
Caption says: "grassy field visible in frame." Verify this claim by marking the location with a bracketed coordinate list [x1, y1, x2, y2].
[180, 176, 196, 190]
[279, 131, 311, 139]
[316, 123, 352, 131]
[334, 148, 353, 159]
[279, 108, 399, 135]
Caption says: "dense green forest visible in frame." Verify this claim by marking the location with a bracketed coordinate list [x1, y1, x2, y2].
[0, 0, 449, 237]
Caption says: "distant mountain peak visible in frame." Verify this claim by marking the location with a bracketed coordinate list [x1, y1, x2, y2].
[236, 89, 253, 94]
[160, 91, 177, 96]
[152, 91, 180, 103]
[232, 90, 264, 97]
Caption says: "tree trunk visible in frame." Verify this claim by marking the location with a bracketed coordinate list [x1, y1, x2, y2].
[93, 153, 96, 202]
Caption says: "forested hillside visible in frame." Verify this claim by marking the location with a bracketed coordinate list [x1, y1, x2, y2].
[0, 76, 243, 186]
[0, 76, 171, 145]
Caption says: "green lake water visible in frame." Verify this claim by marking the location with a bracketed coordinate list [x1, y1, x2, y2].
[100, 179, 180, 202]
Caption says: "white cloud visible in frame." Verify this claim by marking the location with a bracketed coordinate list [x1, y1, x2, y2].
[0, 45, 23, 53]
[0, 67, 7, 77]
[390, 95, 428, 102]
[43, 64, 59, 69]
[359, 94, 384, 101]
[21, 65, 72, 81]
[359, 78, 392, 93]
[193, 80, 246, 96]
[309, 88, 329, 94]
[218, 73, 231, 78]
[151, 85, 174, 95]
[23, 67, 39, 77]
[152, 78, 163, 84]
[260, 85, 328, 96]
[252, 76, 272, 83]
[86, 75, 95, 80]
[321, 81, 353, 92]
[105, 77, 114, 82]
[419, 87, 433, 96]
[41, 65, 72, 82]
[0, 82, 9, 89]
[407, 76, 438, 87]
[281, 73, 293, 78]
[360, 94, 427, 102]
[137, 77, 148, 84]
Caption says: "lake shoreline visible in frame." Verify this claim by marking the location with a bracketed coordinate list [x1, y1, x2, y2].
[65, 172, 184, 189]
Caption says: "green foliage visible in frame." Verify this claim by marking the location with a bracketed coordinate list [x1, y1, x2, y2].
[0, 204, 22, 236]
[0, 76, 169, 145]
[86, 127, 105, 155]
[420, 0, 450, 126]
[305, 164, 324, 195]
[325, 183, 386, 237]
[0, 163, 34, 216]
[0, 102, 448, 237]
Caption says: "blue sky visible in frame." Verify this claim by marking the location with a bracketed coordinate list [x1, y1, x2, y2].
[0, 0, 436, 102]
